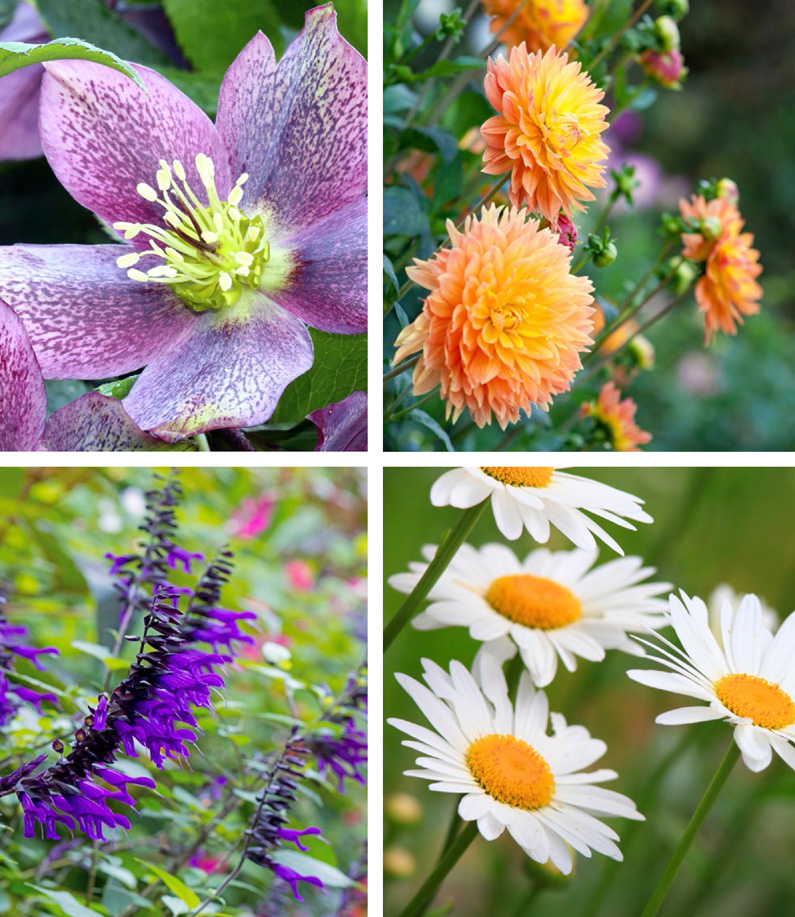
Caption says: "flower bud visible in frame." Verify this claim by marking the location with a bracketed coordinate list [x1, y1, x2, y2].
[654, 15, 681, 50]
[541, 213, 578, 253]
[385, 793, 423, 825]
[593, 241, 618, 267]
[700, 216, 723, 240]
[628, 335, 655, 369]
[716, 178, 740, 204]
[384, 847, 417, 878]
[639, 48, 687, 89]
[656, 0, 689, 21]
[671, 259, 699, 294]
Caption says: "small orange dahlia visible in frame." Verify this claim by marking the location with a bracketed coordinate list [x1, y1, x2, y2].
[582, 382, 651, 451]
[481, 44, 610, 223]
[481, 0, 589, 53]
[393, 205, 595, 429]
[679, 194, 762, 342]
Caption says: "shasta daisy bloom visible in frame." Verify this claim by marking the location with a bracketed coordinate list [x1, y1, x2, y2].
[627, 592, 795, 773]
[481, 45, 610, 222]
[480, 0, 589, 53]
[679, 194, 762, 343]
[389, 656, 643, 874]
[0, 5, 366, 442]
[430, 467, 653, 553]
[390, 544, 670, 687]
[581, 382, 652, 452]
[393, 206, 595, 428]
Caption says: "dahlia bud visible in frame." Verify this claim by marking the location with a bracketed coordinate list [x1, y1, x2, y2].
[639, 48, 687, 89]
[671, 259, 699, 294]
[628, 335, 655, 370]
[700, 216, 723, 241]
[654, 15, 681, 50]
[586, 230, 618, 268]
[592, 241, 618, 268]
[540, 213, 578, 253]
[716, 177, 740, 204]
[656, 0, 689, 21]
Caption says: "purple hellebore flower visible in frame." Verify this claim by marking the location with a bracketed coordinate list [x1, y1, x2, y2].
[0, 300, 176, 451]
[0, 4, 367, 443]
[308, 390, 367, 451]
[0, 2, 48, 162]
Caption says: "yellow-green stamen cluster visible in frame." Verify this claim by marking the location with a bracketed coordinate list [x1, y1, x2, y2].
[114, 153, 270, 312]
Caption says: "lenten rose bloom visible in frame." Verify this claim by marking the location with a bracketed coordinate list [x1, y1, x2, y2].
[678, 193, 762, 343]
[308, 390, 367, 451]
[480, 0, 589, 53]
[481, 45, 610, 222]
[0, 2, 48, 161]
[0, 300, 172, 451]
[0, 4, 366, 442]
[581, 381, 652, 452]
[393, 205, 595, 428]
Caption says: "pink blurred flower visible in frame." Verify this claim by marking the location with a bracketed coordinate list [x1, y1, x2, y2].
[285, 560, 314, 592]
[230, 494, 276, 539]
[639, 48, 687, 89]
[189, 852, 227, 874]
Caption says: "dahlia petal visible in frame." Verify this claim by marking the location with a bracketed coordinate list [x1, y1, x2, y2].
[39, 60, 232, 233]
[216, 5, 366, 238]
[122, 295, 313, 440]
[308, 390, 367, 451]
[273, 198, 366, 333]
[40, 392, 174, 452]
[0, 299, 46, 450]
[0, 245, 194, 379]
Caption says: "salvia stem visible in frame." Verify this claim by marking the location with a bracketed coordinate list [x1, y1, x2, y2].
[398, 820, 479, 917]
[383, 503, 486, 651]
[639, 741, 740, 917]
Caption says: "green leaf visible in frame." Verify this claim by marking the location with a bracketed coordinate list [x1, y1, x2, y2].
[161, 897, 189, 917]
[71, 640, 128, 671]
[408, 56, 485, 82]
[35, 0, 170, 67]
[94, 377, 138, 400]
[408, 408, 454, 451]
[162, 0, 283, 72]
[159, 68, 222, 117]
[270, 330, 366, 424]
[271, 851, 355, 889]
[0, 38, 145, 89]
[28, 886, 105, 917]
[384, 186, 430, 238]
[0, 0, 15, 31]
[137, 862, 200, 909]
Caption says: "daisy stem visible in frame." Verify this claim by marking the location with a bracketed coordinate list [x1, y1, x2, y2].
[639, 741, 740, 917]
[384, 503, 487, 651]
[398, 820, 479, 917]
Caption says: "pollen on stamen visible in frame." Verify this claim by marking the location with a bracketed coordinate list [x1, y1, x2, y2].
[172, 159, 186, 181]
[116, 252, 140, 269]
[128, 269, 150, 282]
[219, 272, 233, 292]
[136, 183, 159, 202]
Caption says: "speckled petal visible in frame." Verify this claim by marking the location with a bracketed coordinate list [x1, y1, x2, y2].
[40, 393, 175, 451]
[309, 390, 367, 451]
[0, 245, 195, 379]
[0, 2, 48, 161]
[0, 299, 45, 450]
[215, 4, 367, 238]
[39, 59, 232, 234]
[122, 293, 313, 441]
[274, 198, 366, 333]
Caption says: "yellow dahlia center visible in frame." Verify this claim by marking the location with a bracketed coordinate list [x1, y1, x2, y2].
[113, 153, 271, 313]
[485, 574, 581, 630]
[715, 674, 795, 730]
[466, 734, 554, 809]
[480, 467, 554, 488]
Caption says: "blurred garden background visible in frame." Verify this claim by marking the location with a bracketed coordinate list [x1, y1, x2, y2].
[385, 467, 795, 915]
[383, 0, 795, 450]
[0, 466, 367, 916]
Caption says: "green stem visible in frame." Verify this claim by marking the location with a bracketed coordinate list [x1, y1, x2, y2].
[639, 742, 740, 917]
[384, 354, 420, 384]
[441, 803, 462, 851]
[384, 503, 487, 651]
[398, 821, 479, 917]
[512, 883, 541, 916]
[386, 390, 439, 422]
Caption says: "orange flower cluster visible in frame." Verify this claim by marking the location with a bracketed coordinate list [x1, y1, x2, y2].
[679, 194, 763, 343]
[481, 45, 610, 223]
[480, 0, 589, 53]
[582, 381, 652, 451]
[393, 205, 595, 429]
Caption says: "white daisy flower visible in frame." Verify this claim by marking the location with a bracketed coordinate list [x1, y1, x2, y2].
[430, 467, 652, 554]
[628, 591, 795, 773]
[707, 584, 778, 644]
[389, 544, 671, 687]
[388, 656, 643, 875]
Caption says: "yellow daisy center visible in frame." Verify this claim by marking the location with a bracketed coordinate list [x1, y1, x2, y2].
[485, 574, 581, 630]
[480, 467, 554, 488]
[714, 674, 795, 730]
[466, 734, 555, 810]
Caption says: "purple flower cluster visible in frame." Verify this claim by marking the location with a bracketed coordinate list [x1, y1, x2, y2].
[308, 670, 368, 791]
[246, 734, 325, 902]
[0, 584, 59, 726]
[0, 549, 255, 841]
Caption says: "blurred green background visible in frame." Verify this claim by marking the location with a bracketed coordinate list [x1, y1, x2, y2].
[385, 466, 795, 915]
[0, 466, 367, 916]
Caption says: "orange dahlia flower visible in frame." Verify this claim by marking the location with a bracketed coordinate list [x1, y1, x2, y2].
[582, 381, 651, 451]
[679, 194, 762, 343]
[481, 0, 589, 53]
[393, 205, 595, 429]
[481, 45, 610, 223]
